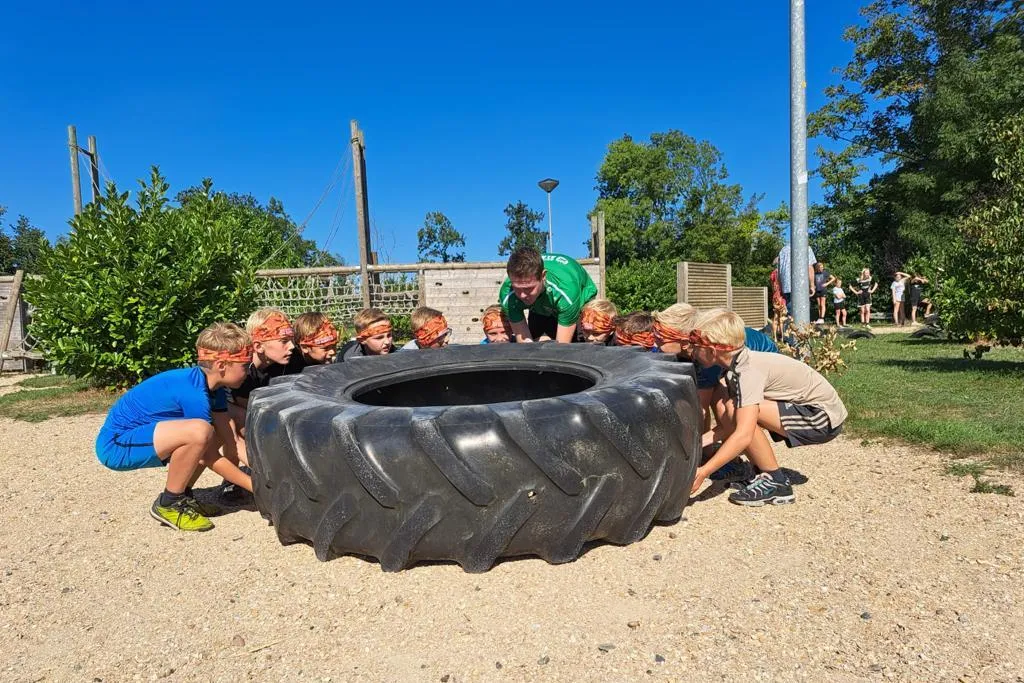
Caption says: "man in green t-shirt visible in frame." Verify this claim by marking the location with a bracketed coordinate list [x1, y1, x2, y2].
[498, 247, 598, 343]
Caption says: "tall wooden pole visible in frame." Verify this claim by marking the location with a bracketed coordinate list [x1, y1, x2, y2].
[67, 126, 82, 216]
[87, 135, 100, 203]
[350, 120, 372, 307]
[597, 211, 607, 299]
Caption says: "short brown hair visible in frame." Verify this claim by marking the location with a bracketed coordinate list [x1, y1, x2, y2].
[615, 311, 655, 336]
[411, 306, 444, 331]
[506, 247, 544, 280]
[692, 309, 746, 349]
[294, 311, 331, 344]
[352, 307, 389, 333]
[196, 322, 251, 369]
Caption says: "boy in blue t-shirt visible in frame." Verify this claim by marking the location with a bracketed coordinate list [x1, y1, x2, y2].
[95, 322, 254, 532]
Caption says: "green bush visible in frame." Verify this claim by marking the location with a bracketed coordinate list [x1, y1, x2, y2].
[606, 259, 677, 313]
[25, 169, 313, 387]
[935, 115, 1024, 345]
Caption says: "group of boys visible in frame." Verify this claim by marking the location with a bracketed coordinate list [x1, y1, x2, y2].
[96, 245, 846, 533]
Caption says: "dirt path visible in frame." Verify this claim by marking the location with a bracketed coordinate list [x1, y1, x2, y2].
[1, 413, 1021, 682]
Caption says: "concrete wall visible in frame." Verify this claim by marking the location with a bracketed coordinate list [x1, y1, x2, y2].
[425, 263, 602, 344]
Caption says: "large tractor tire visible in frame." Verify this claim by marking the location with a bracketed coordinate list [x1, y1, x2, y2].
[246, 343, 701, 572]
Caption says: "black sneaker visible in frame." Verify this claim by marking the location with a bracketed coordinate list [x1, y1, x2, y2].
[728, 472, 796, 506]
[709, 458, 754, 483]
[218, 465, 253, 503]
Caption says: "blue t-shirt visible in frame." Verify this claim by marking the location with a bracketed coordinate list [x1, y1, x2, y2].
[101, 367, 228, 434]
[696, 327, 779, 389]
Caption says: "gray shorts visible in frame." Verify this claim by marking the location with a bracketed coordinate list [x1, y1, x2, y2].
[769, 402, 843, 448]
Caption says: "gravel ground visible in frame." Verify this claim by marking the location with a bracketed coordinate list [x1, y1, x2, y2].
[1, 411, 1022, 683]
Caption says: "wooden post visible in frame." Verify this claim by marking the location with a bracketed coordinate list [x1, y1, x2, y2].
[417, 269, 427, 306]
[87, 135, 100, 203]
[677, 262, 687, 303]
[597, 211, 607, 299]
[68, 126, 82, 216]
[351, 120, 372, 307]
[0, 270, 25, 360]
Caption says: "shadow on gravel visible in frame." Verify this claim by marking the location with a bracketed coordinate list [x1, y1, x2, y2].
[193, 484, 257, 514]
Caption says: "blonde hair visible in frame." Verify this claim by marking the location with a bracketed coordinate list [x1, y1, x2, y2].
[692, 309, 745, 349]
[581, 298, 618, 318]
[246, 308, 290, 334]
[654, 303, 698, 333]
[352, 307, 389, 332]
[411, 306, 444, 331]
[614, 311, 654, 335]
[196, 322, 251, 369]
[294, 311, 331, 344]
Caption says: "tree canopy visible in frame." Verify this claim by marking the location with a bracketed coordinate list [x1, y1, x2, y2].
[497, 201, 546, 256]
[417, 211, 466, 263]
[0, 206, 53, 274]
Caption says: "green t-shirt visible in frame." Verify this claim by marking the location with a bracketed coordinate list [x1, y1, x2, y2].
[499, 253, 598, 327]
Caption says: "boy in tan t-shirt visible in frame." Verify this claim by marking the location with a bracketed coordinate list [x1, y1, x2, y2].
[688, 309, 848, 506]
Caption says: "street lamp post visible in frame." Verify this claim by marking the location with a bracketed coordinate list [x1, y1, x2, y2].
[538, 178, 559, 253]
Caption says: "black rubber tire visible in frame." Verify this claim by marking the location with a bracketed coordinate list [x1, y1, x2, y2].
[841, 329, 875, 339]
[246, 343, 701, 573]
[909, 326, 942, 339]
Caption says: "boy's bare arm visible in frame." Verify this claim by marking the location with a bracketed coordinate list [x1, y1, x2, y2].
[554, 323, 577, 343]
[691, 404, 758, 493]
[510, 320, 533, 343]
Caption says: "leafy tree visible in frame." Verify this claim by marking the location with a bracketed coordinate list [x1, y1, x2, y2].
[934, 114, 1024, 344]
[25, 168, 336, 387]
[593, 130, 781, 285]
[417, 211, 466, 263]
[606, 259, 677, 313]
[0, 206, 13, 272]
[0, 206, 52, 274]
[810, 0, 1024, 268]
[497, 201, 546, 256]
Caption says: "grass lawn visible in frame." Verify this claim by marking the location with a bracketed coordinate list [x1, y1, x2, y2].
[0, 378, 117, 422]
[831, 333, 1024, 470]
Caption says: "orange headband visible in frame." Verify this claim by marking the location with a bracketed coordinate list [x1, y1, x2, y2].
[299, 320, 339, 348]
[415, 315, 449, 347]
[688, 328, 742, 352]
[580, 307, 615, 334]
[198, 345, 253, 363]
[251, 313, 294, 343]
[653, 320, 689, 345]
[356, 320, 392, 343]
[615, 328, 656, 349]
[482, 310, 509, 334]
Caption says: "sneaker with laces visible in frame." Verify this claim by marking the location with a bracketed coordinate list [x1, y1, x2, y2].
[190, 499, 223, 517]
[150, 497, 215, 531]
[728, 472, 795, 506]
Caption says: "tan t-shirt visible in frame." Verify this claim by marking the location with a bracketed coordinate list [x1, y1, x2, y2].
[725, 349, 848, 428]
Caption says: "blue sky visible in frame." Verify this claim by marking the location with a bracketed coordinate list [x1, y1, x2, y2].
[0, 2, 865, 265]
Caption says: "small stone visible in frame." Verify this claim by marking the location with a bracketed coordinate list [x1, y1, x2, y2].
[231, 635, 246, 647]
[495, 662, 502, 670]
[598, 643, 616, 653]
[860, 612, 872, 620]
[654, 654, 666, 664]
[61, 587, 71, 594]
[628, 621, 641, 629]
[668, 532, 677, 539]
[958, 614, 969, 624]
[869, 664, 883, 672]
[627, 588, 637, 596]
[441, 676, 450, 683]
[652, 554, 662, 561]
[939, 534, 950, 541]
[4, 569, 11, 576]
[537, 656, 550, 665]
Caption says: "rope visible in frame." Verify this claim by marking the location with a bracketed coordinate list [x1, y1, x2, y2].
[259, 151, 350, 268]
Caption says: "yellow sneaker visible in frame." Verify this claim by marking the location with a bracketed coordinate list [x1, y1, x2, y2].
[150, 497, 214, 532]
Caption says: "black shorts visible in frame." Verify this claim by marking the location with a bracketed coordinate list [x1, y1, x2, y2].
[814, 289, 827, 299]
[833, 300, 846, 310]
[909, 290, 922, 308]
[769, 402, 843, 448]
[527, 311, 558, 341]
[858, 291, 871, 306]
